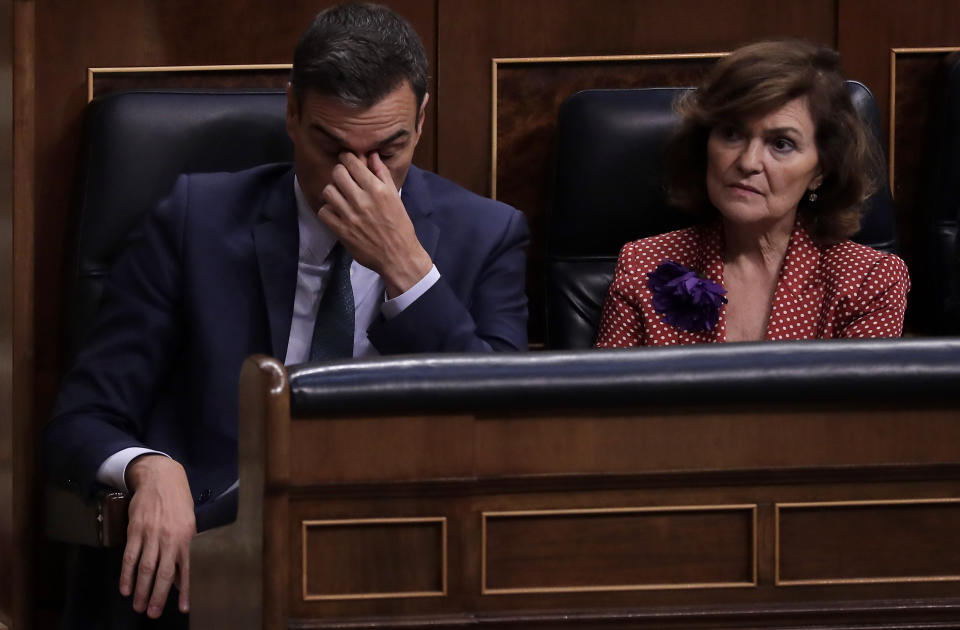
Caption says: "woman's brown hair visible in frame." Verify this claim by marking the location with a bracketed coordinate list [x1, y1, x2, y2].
[665, 40, 886, 246]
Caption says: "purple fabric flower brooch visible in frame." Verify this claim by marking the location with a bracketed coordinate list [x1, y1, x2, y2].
[647, 260, 728, 333]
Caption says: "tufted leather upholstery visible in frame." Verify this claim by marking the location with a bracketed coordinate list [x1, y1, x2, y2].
[546, 82, 898, 349]
[915, 53, 960, 334]
[65, 90, 292, 362]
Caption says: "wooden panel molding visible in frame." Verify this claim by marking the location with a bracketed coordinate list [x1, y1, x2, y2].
[888, 47, 960, 191]
[482, 504, 757, 594]
[301, 517, 447, 601]
[0, 0, 13, 624]
[88, 63, 291, 102]
[887, 47, 960, 273]
[4, 0, 36, 627]
[776, 498, 960, 586]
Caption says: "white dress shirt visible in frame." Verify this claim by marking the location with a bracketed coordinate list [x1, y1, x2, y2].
[283, 177, 439, 363]
[96, 175, 439, 492]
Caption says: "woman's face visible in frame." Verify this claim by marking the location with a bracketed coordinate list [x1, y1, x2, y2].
[705, 97, 823, 229]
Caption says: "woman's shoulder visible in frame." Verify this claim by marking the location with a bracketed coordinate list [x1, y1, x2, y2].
[618, 225, 708, 268]
[820, 239, 910, 291]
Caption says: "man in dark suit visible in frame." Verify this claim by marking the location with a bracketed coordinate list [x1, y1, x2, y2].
[44, 3, 528, 627]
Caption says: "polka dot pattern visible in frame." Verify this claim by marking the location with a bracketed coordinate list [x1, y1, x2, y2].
[595, 221, 910, 347]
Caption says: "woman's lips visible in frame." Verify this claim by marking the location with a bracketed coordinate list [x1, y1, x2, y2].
[730, 183, 762, 195]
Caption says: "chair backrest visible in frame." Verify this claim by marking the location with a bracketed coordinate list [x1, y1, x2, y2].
[65, 90, 292, 361]
[915, 53, 960, 334]
[545, 82, 898, 349]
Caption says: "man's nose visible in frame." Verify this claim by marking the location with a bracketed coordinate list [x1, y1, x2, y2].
[735, 139, 763, 174]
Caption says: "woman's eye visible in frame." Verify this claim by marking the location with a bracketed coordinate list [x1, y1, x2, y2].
[378, 153, 395, 161]
[772, 138, 796, 152]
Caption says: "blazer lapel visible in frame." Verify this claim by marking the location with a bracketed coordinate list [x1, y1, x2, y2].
[400, 166, 439, 258]
[253, 168, 299, 361]
[765, 223, 824, 340]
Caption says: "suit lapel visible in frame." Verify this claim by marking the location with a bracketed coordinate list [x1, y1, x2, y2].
[401, 166, 439, 258]
[253, 168, 299, 361]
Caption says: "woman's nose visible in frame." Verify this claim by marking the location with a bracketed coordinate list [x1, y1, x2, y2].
[735, 139, 764, 174]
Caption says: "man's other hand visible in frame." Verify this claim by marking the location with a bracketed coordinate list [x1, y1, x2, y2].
[318, 151, 433, 298]
[120, 454, 196, 618]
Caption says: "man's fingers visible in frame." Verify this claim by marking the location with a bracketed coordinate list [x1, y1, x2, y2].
[146, 552, 177, 619]
[340, 151, 383, 190]
[178, 545, 191, 614]
[330, 162, 367, 210]
[368, 152, 395, 187]
[119, 532, 143, 597]
[132, 537, 160, 613]
[118, 456, 196, 619]
[320, 185, 353, 232]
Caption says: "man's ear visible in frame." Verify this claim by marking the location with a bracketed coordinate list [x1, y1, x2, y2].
[415, 92, 429, 137]
[285, 84, 299, 138]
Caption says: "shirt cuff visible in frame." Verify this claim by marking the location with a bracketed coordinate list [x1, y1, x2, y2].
[96, 447, 171, 493]
[381, 264, 440, 320]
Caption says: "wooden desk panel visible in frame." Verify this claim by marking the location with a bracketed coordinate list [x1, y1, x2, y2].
[191, 356, 960, 629]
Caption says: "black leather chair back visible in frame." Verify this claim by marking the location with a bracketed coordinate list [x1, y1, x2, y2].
[66, 90, 292, 361]
[546, 82, 898, 349]
[915, 53, 960, 334]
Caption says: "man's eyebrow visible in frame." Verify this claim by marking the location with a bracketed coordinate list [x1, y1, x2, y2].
[311, 123, 410, 151]
[311, 122, 346, 146]
[375, 129, 411, 147]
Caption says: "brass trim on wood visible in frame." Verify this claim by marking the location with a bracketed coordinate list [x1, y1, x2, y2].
[775, 497, 960, 586]
[888, 47, 960, 193]
[300, 516, 447, 601]
[87, 63, 292, 102]
[481, 503, 757, 595]
[489, 52, 726, 200]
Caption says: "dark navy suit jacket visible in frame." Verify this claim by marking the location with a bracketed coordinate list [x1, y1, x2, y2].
[45, 163, 529, 514]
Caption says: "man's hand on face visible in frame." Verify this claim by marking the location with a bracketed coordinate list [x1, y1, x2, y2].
[121, 454, 196, 619]
[318, 151, 433, 298]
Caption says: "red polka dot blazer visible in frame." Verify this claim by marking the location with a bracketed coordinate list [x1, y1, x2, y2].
[595, 221, 910, 347]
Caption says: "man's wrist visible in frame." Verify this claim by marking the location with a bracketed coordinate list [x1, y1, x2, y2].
[383, 248, 433, 298]
[125, 453, 177, 492]
[382, 264, 440, 319]
[98, 447, 169, 493]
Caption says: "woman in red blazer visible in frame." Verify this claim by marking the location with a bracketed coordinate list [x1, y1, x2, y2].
[596, 40, 909, 347]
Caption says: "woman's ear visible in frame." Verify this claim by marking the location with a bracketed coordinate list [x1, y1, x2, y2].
[809, 170, 824, 192]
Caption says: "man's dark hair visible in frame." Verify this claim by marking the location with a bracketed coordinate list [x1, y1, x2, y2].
[291, 2, 429, 112]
